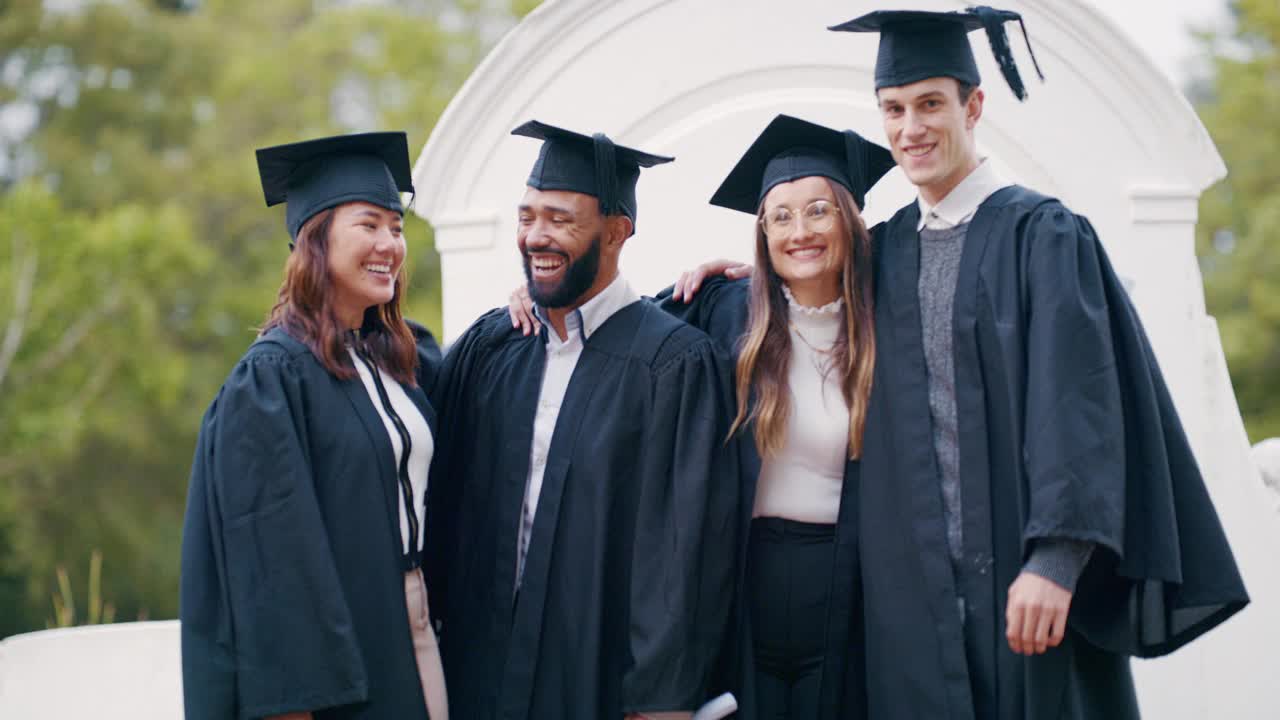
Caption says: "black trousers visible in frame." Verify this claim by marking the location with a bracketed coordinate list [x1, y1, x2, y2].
[748, 517, 836, 720]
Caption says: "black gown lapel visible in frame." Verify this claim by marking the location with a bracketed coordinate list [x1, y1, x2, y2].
[339, 373, 406, 573]
[950, 193, 1003, 718]
[878, 206, 975, 714]
[815, 458, 863, 718]
[497, 305, 634, 719]
[489, 338, 545, 658]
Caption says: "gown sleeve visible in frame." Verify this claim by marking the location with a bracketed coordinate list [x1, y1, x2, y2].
[1020, 204, 1127, 557]
[1020, 203, 1249, 657]
[409, 318, 443, 393]
[180, 349, 367, 720]
[421, 309, 508, 630]
[622, 330, 740, 713]
[651, 276, 750, 354]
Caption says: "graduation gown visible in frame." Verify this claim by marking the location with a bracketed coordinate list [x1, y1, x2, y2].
[181, 327, 438, 720]
[408, 319, 443, 369]
[654, 277, 866, 720]
[423, 301, 739, 720]
[860, 185, 1249, 720]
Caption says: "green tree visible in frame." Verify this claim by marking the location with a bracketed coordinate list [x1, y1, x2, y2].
[0, 0, 530, 636]
[0, 181, 208, 635]
[1196, 0, 1280, 443]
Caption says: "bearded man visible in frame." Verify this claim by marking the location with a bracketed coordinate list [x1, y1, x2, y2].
[422, 121, 739, 720]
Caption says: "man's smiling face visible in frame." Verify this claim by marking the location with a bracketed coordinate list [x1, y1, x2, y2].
[878, 76, 984, 205]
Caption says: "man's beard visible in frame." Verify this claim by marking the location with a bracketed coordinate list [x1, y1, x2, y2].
[522, 232, 602, 309]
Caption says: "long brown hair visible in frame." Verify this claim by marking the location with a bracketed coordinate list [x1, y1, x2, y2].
[728, 178, 876, 459]
[262, 206, 418, 386]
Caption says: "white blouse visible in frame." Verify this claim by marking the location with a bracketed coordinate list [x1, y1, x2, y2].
[350, 348, 434, 555]
[752, 286, 850, 524]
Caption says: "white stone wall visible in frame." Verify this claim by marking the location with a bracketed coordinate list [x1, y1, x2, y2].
[0, 622, 182, 719]
[1253, 439, 1280, 509]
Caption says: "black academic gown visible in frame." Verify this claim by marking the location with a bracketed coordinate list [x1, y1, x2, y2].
[860, 185, 1249, 720]
[181, 327, 438, 720]
[423, 301, 739, 720]
[408, 319, 443, 369]
[654, 278, 866, 720]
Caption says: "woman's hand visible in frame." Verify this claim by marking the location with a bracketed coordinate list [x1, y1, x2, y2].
[508, 284, 541, 336]
[671, 259, 752, 303]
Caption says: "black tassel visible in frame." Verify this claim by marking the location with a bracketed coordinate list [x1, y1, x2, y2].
[592, 133, 618, 216]
[969, 5, 1028, 101]
[1018, 17, 1046, 82]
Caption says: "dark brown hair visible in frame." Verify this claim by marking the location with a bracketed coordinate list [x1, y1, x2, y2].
[262, 206, 418, 386]
[728, 178, 876, 459]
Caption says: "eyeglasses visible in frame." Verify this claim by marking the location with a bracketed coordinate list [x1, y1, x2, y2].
[759, 200, 841, 238]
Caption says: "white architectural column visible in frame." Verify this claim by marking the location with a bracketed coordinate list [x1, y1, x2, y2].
[1254, 439, 1280, 508]
[433, 211, 505, 336]
[1122, 187, 1210, 438]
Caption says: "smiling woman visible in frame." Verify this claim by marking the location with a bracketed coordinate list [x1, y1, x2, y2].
[180, 132, 450, 720]
[326, 203, 407, 329]
[264, 200, 416, 384]
[651, 113, 896, 720]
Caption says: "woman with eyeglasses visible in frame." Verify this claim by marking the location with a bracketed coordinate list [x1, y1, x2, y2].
[667, 114, 894, 720]
[507, 114, 895, 719]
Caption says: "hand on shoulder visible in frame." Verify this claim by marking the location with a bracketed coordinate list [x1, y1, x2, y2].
[671, 259, 751, 303]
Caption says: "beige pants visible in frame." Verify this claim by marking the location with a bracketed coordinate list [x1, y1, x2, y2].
[405, 570, 449, 720]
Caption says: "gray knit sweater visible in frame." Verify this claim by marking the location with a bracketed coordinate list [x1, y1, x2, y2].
[918, 222, 1093, 593]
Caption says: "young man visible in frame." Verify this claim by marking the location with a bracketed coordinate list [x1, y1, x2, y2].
[422, 121, 739, 720]
[825, 7, 1249, 719]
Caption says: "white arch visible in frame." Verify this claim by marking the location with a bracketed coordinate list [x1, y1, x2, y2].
[412, 2, 1279, 717]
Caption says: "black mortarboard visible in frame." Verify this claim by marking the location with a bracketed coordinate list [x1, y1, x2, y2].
[256, 131, 414, 241]
[512, 120, 674, 231]
[829, 6, 1045, 101]
[709, 114, 896, 215]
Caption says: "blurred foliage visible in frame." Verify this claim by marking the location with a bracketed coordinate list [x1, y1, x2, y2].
[0, 0, 535, 638]
[1196, 0, 1280, 443]
[48, 548, 116, 628]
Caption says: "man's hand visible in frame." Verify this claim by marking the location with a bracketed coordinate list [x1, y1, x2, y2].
[670, 259, 752, 303]
[508, 284, 541, 336]
[1005, 571, 1072, 655]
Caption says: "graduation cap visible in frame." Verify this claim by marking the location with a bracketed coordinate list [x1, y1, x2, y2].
[256, 131, 414, 242]
[512, 120, 674, 231]
[829, 6, 1045, 101]
[709, 114, 896, 215]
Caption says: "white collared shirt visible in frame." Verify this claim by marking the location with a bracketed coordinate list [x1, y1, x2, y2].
[515, 273, 640, 585]
[917, 159, 1013, 231]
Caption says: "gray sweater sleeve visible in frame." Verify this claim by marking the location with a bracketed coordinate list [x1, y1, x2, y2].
[1023, 538, 1095, 593]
